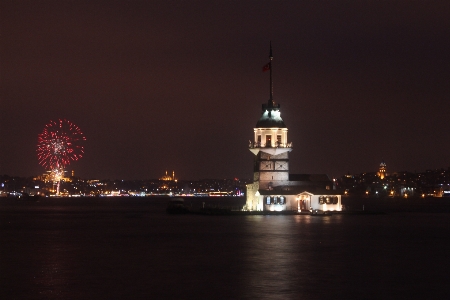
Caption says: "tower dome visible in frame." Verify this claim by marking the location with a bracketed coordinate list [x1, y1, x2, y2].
[255, 100, 287, 128]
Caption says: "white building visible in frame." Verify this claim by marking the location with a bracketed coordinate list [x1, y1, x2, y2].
[245, 46, 341, 212]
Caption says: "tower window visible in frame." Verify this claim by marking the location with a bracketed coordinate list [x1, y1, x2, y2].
[277, 135, 282, 146]
[266, 197, 270, 205]
[266, 135, 272, 147]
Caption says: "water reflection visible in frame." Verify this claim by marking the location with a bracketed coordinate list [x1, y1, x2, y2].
[30, 213, 77, 299]
[4, 199, 448, 299]
[238, 215, 346, 299]
[33, 233, 69, 298]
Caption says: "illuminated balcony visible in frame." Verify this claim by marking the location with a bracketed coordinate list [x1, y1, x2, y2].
[248, 141, 292, 155]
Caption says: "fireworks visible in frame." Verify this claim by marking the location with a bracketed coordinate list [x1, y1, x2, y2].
[37, 119, 86, 170]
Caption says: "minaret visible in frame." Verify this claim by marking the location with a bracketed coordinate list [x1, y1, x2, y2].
[246, 44, 292, 211]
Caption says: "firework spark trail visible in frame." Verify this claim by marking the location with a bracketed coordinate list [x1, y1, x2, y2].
[37, 119, 86, 170]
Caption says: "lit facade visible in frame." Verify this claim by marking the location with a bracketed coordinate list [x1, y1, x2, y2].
[377, 161, 387, 179]
[245, 46, 341, 212]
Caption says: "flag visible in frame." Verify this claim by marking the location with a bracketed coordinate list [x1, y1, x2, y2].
[262, 62, 270, 72]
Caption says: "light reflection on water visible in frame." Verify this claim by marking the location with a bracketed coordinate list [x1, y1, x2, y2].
[33, 232, 69, 299]
[238, 215, 348, 299]
[1, 198, 449, 299]
[28, 211, 86, 300]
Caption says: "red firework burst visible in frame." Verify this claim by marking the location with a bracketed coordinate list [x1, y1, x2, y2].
[37, 119, 86, 170]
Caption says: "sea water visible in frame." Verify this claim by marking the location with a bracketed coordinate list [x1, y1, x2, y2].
[1, 197, 449, 299]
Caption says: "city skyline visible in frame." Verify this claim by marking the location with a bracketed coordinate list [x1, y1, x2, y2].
[2, 1, 449, 180]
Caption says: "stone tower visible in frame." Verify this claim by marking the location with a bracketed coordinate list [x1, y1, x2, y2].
[246, 43, 292, 210]
[377, 161, 387, 179]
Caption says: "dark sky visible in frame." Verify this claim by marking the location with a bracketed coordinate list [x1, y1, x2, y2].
[1, 1, 449, 180]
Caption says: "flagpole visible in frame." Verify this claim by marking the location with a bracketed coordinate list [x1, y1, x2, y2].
[269, 41, 273, 106]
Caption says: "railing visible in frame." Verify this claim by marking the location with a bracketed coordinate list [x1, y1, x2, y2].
[248, 141, 292, 148]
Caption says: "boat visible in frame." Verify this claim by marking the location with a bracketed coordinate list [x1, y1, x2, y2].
[310, 210, 332, 216]
[166, 197, 190, 214]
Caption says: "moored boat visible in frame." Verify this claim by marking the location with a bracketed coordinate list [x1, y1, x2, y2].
[166, 197, 189, 214]
[310, 210, 332, 216]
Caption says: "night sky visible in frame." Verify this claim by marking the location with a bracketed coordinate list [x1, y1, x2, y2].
[1, 1, 449, 180]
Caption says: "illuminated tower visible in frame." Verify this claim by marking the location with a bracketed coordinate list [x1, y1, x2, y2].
[246, 43, 292, 210]
[377, 161, 387, 179]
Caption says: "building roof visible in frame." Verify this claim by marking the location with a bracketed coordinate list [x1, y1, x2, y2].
[289, 174, 331, 182]
[255, 101, 286, 128]
[259, 185, 341, 196]
[257, 173, 338, 196]
[255, 112, 286, 128]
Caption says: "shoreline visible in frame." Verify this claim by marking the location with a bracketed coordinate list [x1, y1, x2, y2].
[2, 195, 450, 214]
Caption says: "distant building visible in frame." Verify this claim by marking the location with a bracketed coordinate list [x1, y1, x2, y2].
[377, 161, 387, 179]
[160, 170, 176, 182]
[245, 46, 341, 212]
